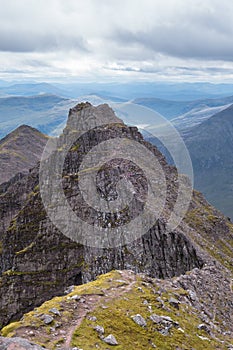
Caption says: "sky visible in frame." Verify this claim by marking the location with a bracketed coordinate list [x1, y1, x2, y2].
[0, 0, 233, 82]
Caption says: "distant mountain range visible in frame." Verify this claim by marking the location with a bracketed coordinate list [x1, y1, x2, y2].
[134, 95, 233, 120]
[54, 81, 233, 100]
[0, 94, 75, 139]
[0, 84, 233, 220]
[1, 80, 233, 100]
[0, 125, 48, 184]
[0, 82, 68, 98]
[1, 92, 231, 140]
[0, 80, 233, 138]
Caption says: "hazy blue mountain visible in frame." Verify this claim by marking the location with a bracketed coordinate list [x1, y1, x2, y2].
[1, 85, 233, 221]
[133, 98, 189, 119]
[183, 104, 233, 219]
[0, 82, 68, 97]
[0, 80, 12, 88]
[0, 94, 75, 138]
[172, 104, 231, 130]
[54, 81, 233, 100]
[141, 103, 233, 220]
[1, 80, 233, 101]
[134, 95, 233, 120]
[76, 94, 127, 104]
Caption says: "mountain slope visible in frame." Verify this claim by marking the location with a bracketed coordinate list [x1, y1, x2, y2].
[184, 103, 233, 219]
[1, 269, 232, 350]
[134, 95, 233, 120]
[172, 103, 231, 131]
[0, 125, 48, 184]
[0, 82, 68, 97]
[0, 102, 232, 344]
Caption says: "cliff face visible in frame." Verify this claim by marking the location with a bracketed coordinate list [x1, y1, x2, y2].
[0, 169, 39, 241]
[0, 103, 232, 335]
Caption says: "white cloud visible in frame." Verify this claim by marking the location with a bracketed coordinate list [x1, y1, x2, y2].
[0, 0, 233, 81]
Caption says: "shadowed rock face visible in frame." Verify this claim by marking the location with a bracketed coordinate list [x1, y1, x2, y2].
[0, 125, 48, 185]
[0, 103, 232, 332]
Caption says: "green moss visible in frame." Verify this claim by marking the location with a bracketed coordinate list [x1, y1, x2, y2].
[184, 198, 233, 273]
[34, 184, 40, 192]
[1, 295, 64, 342]
[70, 144, 80, 152]
[207, 214, 219, 223]
[71, 276, 231, 350]
[7, 218, 17, 231]
[2, 271, 232, 350]
[15, 242, 35, 255]
[52, 338, 65, 346]
[3, 270, 41, 277]
[1, 321, 21, 337]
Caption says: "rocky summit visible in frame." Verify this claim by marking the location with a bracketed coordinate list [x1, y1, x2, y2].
[0, 102, 233, 349]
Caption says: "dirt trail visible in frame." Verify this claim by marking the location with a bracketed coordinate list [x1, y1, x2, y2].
[12, 271, 137, 349]
[63, 270, 136, 349]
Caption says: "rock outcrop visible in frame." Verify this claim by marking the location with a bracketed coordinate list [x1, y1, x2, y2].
[0, 103, 232, 337]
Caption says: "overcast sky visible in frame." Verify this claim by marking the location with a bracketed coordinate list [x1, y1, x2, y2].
[0, 0, 233, 82]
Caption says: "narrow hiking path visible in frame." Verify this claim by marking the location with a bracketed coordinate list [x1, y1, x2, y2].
[8, 270, 137, 349]
[64, 270, 137, 349]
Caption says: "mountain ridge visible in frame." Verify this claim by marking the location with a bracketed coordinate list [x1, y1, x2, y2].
[134, 95, 233, 120]
[1, 268, 232, 349]
[0, 103, 232, 349]
[0, 125, 48, 184]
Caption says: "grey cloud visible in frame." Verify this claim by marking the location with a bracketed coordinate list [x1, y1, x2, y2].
[1, 0, 233, 60]
[105, 65, 160, 73]
[177, 66, 233, 74]
[0, 0, 233, 81]
[109, 0, 233, 62]
[23, 59, 53, 68]
[112, 24, 233, 61]
[0, 30, 89, 53]
[105, 64, 233, 78]
[0, 68, 28, 74]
